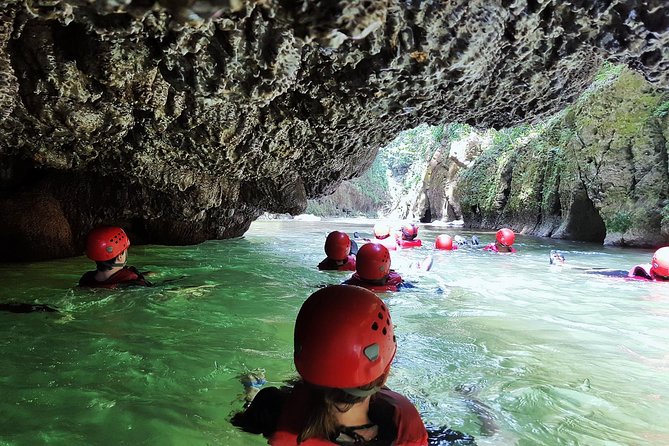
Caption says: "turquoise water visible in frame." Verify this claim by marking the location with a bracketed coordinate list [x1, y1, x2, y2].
[1, 220, 669, 446]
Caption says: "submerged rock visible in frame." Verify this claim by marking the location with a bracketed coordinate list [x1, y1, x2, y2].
[0, 1, 668, 259]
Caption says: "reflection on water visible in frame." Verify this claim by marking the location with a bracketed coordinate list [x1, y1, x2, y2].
[1, 220, 669, 445]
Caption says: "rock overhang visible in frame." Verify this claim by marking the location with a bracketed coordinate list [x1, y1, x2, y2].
[0, 0, 667, 259]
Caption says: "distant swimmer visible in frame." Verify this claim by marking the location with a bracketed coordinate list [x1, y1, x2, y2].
[548, 250, 627, 276]
[78, 226, 152, 289]
[628, 247, 669, 282]
[435, 234, 458, 250]
[397, 223, 423, 248]
[371, 222, 398, 251]
[318, 231, 356, 272]
[549, 250, 565, 265]
[549, 247, 669, 281]
[483, 228, 516, 253]
[451, 235, 479, 248]
[343, 243, 406, 292]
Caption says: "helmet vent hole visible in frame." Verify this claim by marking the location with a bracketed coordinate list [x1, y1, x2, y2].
[371, 322, 378, 331]
[378, 312, 383, 319]
[382, 327, 387, 335]
[393, 335, 396, 343]
[386, 318, 390, 325]
[381, 304, 386, 311]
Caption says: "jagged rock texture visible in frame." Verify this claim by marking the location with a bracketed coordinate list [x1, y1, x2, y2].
[0, 0, 668, 259]
[454, 68, 669, 246]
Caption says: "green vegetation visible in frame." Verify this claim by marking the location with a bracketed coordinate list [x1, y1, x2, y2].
[593, 62, 624, 83]
[653, 100, 669, 118]
[308, 62, 668, 247]
[307, 122, 451, 217]
[605, 210, 634, 233]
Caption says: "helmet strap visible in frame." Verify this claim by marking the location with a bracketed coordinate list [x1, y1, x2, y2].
[341, 386, 381, 398]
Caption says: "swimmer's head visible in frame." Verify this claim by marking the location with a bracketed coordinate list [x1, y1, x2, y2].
[496, 228, 515, 247]
[356, 243, 391, 280]
[324, 231, 351, 260]
[651, 247, 669, 279]
[294, 285, 396, 391]
[86, 226, 130, 261]
[373, 222, 391, 240]
[401, 223, 418, 241]
[549, 250, 565, 265]
[435, 234, 454, 250]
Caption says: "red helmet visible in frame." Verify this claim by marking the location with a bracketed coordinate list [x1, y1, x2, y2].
[651, 247, 669, 278]
[373, 223, 390, 240]
[86, 226, 130, 261]
[356, 243, 391, 280]
[496, 228, 515, 247]
[325, 231, 351, 260]
[435, 234, 454, 250]
[294, 285, 397, 389]
[401, 223, 418, 240]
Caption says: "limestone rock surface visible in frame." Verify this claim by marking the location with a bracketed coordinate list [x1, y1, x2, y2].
[0, 0, 668, 259]
[454, 68, 669, 246]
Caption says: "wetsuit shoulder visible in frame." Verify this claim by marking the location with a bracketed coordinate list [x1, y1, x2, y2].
[231, 386, 290, 437]
[78, 270, 99, 287]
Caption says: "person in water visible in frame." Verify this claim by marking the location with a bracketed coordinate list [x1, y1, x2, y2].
[397, 223, 422, 248]
[343, 243, 404, 292]
[628, 247, 669, 281]
[482, 228, 516, 253]
[549, 247, 669, 282]
[231, 284, 431, 445]
[371, 223, 398, 251]
[78, 226, 152, 288]
[318, 231, 356, 271]
[435, 234, 457, 251]
[549, 250, 566, 265]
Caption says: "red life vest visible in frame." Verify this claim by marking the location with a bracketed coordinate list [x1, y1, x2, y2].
[483, 243, 516, 253]
[269, 384, 428, 446]
[78, 266, 151, 288]
[317, 255, 356, 272]
[398, 239, 422, 248]
[343, 271, 403, 292]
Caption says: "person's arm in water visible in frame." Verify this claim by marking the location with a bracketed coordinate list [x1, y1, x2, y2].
[549, 251, 630, 277]
[126, 266, 153, 286]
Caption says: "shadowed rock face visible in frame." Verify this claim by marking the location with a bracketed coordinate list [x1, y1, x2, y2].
[0, 0, 667, 259]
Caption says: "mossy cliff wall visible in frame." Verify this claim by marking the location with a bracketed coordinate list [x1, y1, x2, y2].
[454, 68, 669, 246]
[0, 1, 668, 259]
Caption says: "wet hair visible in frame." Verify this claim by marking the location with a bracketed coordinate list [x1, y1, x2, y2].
[297, 373, 387, 443]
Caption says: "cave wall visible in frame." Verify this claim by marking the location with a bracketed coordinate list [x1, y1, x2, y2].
[0, 0, 668, 259]
[453, 68, 669, 246]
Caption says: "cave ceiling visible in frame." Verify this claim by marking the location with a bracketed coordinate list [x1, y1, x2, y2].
[0, 0, 667, 255]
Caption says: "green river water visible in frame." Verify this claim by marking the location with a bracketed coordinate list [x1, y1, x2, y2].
[1, 220, 668, 446]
